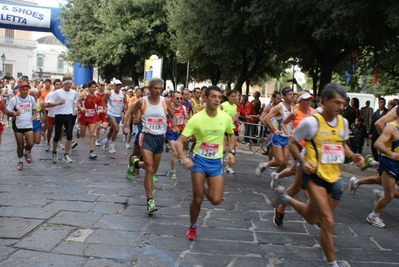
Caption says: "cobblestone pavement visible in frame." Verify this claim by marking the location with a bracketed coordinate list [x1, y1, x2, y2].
[0, 127, 398, 267]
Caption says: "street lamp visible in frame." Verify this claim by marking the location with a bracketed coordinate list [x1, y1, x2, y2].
[1, 53, 6, 77]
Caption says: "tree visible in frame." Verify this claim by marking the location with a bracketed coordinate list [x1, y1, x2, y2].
[167, 0, 283, 93]
[60, 0, 171, 85]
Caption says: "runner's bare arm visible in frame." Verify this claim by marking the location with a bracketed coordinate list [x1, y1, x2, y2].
[264, 105, 282, 133]
[165, 98, 178, 132]
[374, 125, 398, 159]
[123, 99, 142, 134]
[375, 107, 397, 135]
[281, 111, 295, 136]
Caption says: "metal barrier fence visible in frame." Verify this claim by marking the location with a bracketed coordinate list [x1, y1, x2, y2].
[237, 120, 268, 154]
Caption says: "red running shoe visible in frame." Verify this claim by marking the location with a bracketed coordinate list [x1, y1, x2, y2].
[185, 226, 197, 241]
[17, 162, 23, 171]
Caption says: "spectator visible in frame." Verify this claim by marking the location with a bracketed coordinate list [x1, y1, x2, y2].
[240, 95, 258, 145]
[349, 117, 368, 155]
[360, 100, 373, 146]
[342, 97, 356, 127]
[351, 97, 361, 118]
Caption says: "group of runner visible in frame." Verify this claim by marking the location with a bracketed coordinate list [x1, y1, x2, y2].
[2, 77, 398, 267]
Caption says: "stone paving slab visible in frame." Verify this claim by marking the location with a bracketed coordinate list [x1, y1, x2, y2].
[1, 128, 399, 266]
[0, 218, 44, 238]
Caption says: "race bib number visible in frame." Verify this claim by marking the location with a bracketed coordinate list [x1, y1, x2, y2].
[321, 144, 344, 164]
[97, 106, 104, 113]
[146, 117, 164, 131]
[176, 114, 184, 125]
[18, 103, 31, 114]
[85, 109, 95, 117]
[198, 142, 219, 158]
[112, 99, 123, 106]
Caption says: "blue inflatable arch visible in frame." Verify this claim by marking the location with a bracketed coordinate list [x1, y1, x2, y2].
[0, 1, 92, 85]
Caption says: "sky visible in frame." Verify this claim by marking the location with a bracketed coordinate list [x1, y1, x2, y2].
[31, 0, 64, 40]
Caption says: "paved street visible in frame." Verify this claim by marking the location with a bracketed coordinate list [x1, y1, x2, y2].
[0, 127, 399, 267]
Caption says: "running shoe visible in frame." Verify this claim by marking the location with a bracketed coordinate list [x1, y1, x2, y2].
[52, 152, 58, 164]
[122, 134, 127, 142]
[76, 127, 80, 139]
[63, 154, 73, 163]
[17, 162, 23, 171]
[45, 143, 50, 152]
[71, 142, 78, 149]
[373, 189, 383, 205]
[103, 139, 109, 150]
[270, 172, 280, 189]
[169, 170, 177, 181]
[177, 159, 183, 164]
[270, 186, 287, 208]
[58, 143, 65, 150]
[165, 143, 170, 152]
[348, 177, 359, 196]
[126, 166, 135, 180]
[366, 213, 385, 228]
[361, 154, 374, 171]
[147, 199, 158, 214]
[256, 161, 266, 176]
[24, 154, 32, 164]
[273, 208, 285, 229]
[185, 226, 197, 241]
[88, 152, 97, 160]
[224, 166, 235, 174]
[109, 142, 116, 153]
[130, 156, 140, 174]
[6, 122, 10, 128]
[152, 175, 158, 182]
[95, 139, 101, 146]
[41, 131, 46, 141]
[125, 143, 131, 149]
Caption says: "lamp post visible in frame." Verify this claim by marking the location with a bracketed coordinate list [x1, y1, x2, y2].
[1, 53, 5, 78]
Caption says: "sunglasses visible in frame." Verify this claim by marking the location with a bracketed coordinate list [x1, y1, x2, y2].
[175, 97, 183, 100]
[99, 84, 105, 86]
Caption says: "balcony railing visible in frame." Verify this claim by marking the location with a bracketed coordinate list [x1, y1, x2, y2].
[0, 37, 37, 48]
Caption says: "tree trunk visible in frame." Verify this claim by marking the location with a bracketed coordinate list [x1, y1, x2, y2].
[318, 59, 334, 95]
[245, 80, 250, 96]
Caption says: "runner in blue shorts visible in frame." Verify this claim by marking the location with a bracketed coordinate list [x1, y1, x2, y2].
[175, 86, 235, 241]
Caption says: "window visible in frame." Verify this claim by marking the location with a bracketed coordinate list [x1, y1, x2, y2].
[37, 56, 43, 68]
[5, 29, 14, 43]
[5, 64, 13, 76]
[57, 58, 64, 70]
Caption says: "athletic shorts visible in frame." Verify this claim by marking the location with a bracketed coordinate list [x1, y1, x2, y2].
[302, 172, 344, 200]
[378, 156, 399, 181]
[12, 120, 32, 133]
[98, 113, 107, 123]
[47, 116, 54, 125]
[33, 120, 41, 133]
[107, 115, 121, 124]
[166, 130, 181, 141]
[190, 154, 223, 177]
[139, 132, 164, 154]
[79, 115, 97, 125]
[270, 133, 289, 147]
[0, 122, 3, 134]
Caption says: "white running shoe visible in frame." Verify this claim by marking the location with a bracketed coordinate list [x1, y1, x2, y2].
[348, 177, 359, 196]
[366, 213, 385, 228]
[45, 143, 50, 152]
[58, 143, 65, 150]
[225, 166, 235, 174]
[125, 143, 131, 149]
[103, 139, 109, 150]
[256, 162, 266, 176]
[63, 154, 73, 163]
[270, 172, 280, 189]
[109, 142, 116, 153]
[95, 139, 101, 146]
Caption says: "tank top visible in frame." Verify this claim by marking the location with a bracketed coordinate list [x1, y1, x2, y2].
[191, 98, 202, 115]
[167, 104, 186, 131]
[40, 88, 52, 102]
[34, 98, 41, 121]
[304, 113, 345, 183]
[96, 92, 105, 113]
[140, 96, 167, 135]
[81, 92, 97, 117]
[293, 106, 314, 147]
[107, 90, 124, 117]
[271, 102, 293, 137]
[381, 121, 399, 158]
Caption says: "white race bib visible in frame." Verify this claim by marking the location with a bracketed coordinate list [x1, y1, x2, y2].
[198, 142, 219, 158]
[321, 144, 345, 164]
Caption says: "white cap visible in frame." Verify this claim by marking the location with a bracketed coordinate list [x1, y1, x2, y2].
[297, 92, 314, 102]
[114, 79, 122, 85]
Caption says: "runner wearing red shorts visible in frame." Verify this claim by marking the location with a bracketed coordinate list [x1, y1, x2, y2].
[95, 81, 108, 146]
[77, 80, 98, 159]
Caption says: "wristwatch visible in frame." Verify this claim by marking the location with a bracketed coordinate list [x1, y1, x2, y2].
[229, 150, 236, 155]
